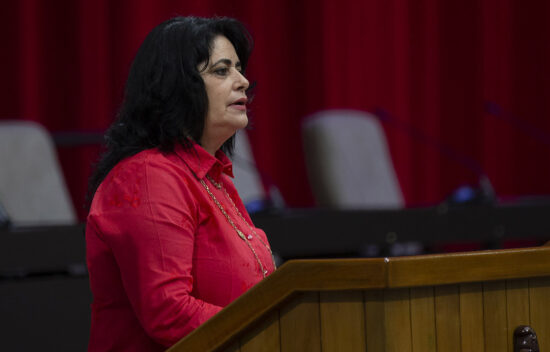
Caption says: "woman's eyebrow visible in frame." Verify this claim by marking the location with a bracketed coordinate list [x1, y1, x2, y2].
[211, 58, 241, 67]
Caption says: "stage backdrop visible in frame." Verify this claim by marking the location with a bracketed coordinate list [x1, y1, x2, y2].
[2, 0, 550, 220]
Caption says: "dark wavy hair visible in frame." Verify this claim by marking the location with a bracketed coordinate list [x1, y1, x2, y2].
[88, 16, 253, 199]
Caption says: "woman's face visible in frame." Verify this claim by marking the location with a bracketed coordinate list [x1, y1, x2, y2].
[200, 35, 250, 154]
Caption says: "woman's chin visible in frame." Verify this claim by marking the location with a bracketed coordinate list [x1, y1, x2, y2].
[232, 115, 249, 130]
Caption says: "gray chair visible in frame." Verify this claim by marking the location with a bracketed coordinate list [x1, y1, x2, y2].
[302, 110, 404, 209]
[303, 110, 421, 256]
[0, 120, 77, 226]
[231, 130, 267, 208]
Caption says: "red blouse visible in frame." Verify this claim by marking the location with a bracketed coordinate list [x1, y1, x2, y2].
[86, 143, 275, 351]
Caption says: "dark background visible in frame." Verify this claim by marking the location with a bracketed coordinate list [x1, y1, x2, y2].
[2, 0, 550, 219]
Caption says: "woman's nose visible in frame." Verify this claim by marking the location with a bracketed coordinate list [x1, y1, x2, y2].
[234, 69, 249, 91]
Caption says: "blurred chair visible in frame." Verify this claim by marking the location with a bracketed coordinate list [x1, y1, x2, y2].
[302, 109, 404, 209]
[0, 120, 76, 226]
[231, 130, 268, 212]
[303, 110, 419, 256]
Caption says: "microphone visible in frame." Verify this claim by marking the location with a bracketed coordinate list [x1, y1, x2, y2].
[374, 108, 496, 206]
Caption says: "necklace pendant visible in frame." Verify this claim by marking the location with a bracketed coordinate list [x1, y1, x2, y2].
[236, 229, 246, 240]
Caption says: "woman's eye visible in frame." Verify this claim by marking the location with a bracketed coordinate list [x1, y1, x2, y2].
[214, 67, 229, 76]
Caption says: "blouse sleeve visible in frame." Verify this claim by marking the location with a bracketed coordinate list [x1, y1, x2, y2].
[89, 156, 222, 346]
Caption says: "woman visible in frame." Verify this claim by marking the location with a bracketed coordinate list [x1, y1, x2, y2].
[86, 16, 275, 351]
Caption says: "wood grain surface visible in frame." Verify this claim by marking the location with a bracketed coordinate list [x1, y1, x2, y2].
[364, 289, 386, 351]
[529, 277, 550, 351]
[410, 286, 436, 352]
[240, 311, 280, 352]
[319, 291, 366, 351]
[279, 292, 321, 352]
[384, 288, 412, 352]
[482, 281, 508, 352]
[506, 279, 530, 352]
[459, 283, 484, 351]
[168, 246, 550, 352]
[434, 285, 461, 352]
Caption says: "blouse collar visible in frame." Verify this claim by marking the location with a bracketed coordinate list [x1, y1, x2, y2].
[175, 141, 234, 181]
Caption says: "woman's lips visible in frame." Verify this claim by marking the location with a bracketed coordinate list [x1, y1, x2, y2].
[229, 97, 248, 111]
[229, 103, 247, 111]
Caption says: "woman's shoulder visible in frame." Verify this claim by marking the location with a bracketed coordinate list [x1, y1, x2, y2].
[91, 148, 194, 211]
[110, 148, 190, 181]
[117, 148, 178, 167]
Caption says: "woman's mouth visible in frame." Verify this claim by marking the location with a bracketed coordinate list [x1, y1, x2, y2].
[229, 98, 248, 111]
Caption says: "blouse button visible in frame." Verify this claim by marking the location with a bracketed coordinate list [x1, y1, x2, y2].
[247, 234, 253, 240]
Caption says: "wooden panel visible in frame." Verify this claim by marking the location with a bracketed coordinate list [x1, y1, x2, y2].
[171, 248, 550, 352]
[220, 341, 240, 352]
[279, 292, 321, 352]
[506, 279, 530, 352]
[364, 289, 385, 351]
[410, 286, 436, 352]
[169, 259, 385, 352]
[320, 291, 366, 352]
[529, 277, 550, 351]
[240, 311, 280, 352]
[388, 247, 550, 288]
[459, 283, 484, 351]
[384, 288, 412, 352]
[482, 281, 508, 352]
[434, 285, 460, 352]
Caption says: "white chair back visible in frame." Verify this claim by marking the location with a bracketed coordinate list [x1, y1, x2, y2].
[302, 110, 404, 209]
[0, 120, 77, 226]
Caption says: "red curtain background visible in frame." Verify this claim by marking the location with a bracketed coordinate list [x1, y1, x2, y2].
[2, 0, 550, 220]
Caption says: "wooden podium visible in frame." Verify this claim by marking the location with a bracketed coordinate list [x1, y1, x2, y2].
[168, 247, 550, 351]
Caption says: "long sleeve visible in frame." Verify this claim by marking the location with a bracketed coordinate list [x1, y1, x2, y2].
[87, 155, 221, 347]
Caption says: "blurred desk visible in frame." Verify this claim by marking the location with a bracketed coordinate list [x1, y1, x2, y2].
[0, 225, 90, 352]
[0, 224, 86, 278]
[1, 202, 549, 269]
[252, 202, 550, 259]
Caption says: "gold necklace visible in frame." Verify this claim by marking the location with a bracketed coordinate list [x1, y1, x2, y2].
[206, 175, 274, 254]
[200, 176, 275, 278]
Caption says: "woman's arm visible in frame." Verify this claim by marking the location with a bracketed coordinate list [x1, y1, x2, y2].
[90, 156, 222, 346]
